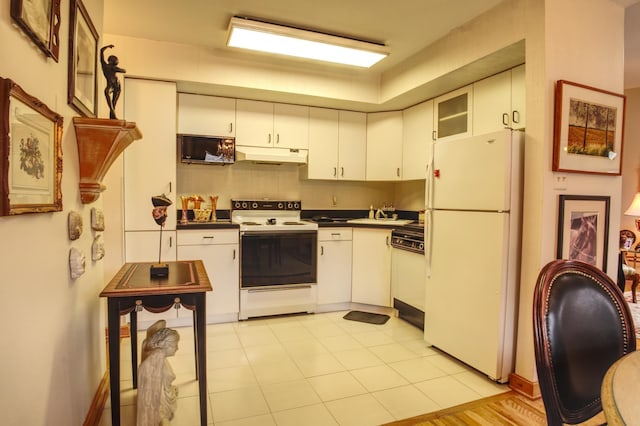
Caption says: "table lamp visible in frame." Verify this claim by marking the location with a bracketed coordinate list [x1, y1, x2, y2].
[624, 192, 640, 232]
[150, 194, 172, 278]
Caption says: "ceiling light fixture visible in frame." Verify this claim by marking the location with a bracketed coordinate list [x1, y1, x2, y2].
[226, 17, 389, 68]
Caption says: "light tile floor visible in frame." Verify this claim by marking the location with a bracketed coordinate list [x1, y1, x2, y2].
[99, 310, 508, 425]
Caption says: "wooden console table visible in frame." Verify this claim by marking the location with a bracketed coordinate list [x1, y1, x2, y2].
[100, 260, 212, 426]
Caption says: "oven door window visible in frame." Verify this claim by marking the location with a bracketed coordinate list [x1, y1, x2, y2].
[241, 231, 317, 287]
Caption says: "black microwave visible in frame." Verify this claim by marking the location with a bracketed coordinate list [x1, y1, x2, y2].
[178, 134, 235, 165]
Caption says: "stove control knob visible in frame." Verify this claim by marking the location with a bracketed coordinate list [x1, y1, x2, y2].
[293, 202, 300, 209]
[419, 243, 424, 250]
[286, 202, 292, 209]
[241, 202, 248, 209]
[234, 201, 241, 209]
[278, 202, 284, 209]
[252, 202, 258, 209]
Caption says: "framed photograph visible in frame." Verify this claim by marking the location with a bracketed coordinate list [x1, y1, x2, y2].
[68, 0, 99, 117]
[557, 195, 610, 272]
[0, 77, 63, 216]
[552, 80, 626, 175]
[10, 0, 61, 62]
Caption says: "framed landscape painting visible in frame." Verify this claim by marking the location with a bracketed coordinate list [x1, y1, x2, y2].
[557, 195, 610, 272]
[0, 78, 63, 216]
[552, 80, 626, 175]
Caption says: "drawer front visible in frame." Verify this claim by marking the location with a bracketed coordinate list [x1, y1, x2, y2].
[177, 229, 239, 245]
[318, 228, 352, 241]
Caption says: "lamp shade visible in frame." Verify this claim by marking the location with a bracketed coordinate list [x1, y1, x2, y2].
[624, 193, 640, 216]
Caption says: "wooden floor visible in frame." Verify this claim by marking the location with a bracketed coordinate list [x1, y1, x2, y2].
[384, 391, 607, 426]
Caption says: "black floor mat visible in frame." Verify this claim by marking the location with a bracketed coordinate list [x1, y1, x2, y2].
[343, 310, 390, 325]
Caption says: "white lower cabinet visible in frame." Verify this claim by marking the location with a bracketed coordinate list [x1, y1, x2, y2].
[351, 228, 392, 307]
[317, 228, 353, 310]
[177, 229, 239, 323]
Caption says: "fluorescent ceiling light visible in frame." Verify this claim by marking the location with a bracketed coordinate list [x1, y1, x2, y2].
[226, 17, 389, 68]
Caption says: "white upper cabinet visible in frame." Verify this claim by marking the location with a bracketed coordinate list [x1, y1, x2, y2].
[434, 85, 473, 142]
[472, 65, 526, 134]
[177, 93, 235, 136]
[338, 110, 367, 180]
[307, 107, 340, 179]
[236, 99, 309, 149]
[366, 111, 403, 181]
[402, 100, 434, 180]
[510, 64, 526, 130]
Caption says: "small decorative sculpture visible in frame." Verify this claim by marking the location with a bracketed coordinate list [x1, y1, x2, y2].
[100, 44, 126, 119]
[68, 211, 83, 240]
[91, 234, 105, 261]
[69, 247, 86, 279]
[150, 194, 172, 277]
[137, 321, 180, 426]
[91, 207, 105, 231]
[179, 195, 189, 225]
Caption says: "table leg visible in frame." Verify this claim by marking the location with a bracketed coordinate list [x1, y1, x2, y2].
[632, 274, 639, 304]
[193, 309, 199, 378]
[195, 294, 207, 425]
[107, 298, 122, 426]
[130, 309, 138, 388]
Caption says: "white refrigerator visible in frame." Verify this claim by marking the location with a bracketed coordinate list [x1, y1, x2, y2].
[424, 129, 524, 383]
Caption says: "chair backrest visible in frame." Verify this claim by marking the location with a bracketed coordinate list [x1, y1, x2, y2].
[533, 259, 636, 425]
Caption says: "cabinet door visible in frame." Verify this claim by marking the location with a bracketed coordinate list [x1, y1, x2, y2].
[318, 229, 353, 305]
[274, 103, 309, 149]
[308, 107, 339, 179]
[236, 99, 274, 147]
[177, 243, 239, 320]
[125, 230, 177, 263]
[434, 85, 473, 141]
[472, 71, 512, 135]
[123, 79, 177, 231]
[510, 65, 526, 130]
[351, 228, 392, 307]
[366, 111, 403, 181]
[177, 93, 235, 136]
[402, 100, 434, 181]
[338, 111, 367, 180]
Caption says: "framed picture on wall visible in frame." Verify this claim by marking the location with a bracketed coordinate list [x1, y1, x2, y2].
[0, 78, 64, 216]
[557, 195, 610, 272]
[552, 80, 626, 175]
[68, 0, 99, 117]
[10, 0, 61, 61]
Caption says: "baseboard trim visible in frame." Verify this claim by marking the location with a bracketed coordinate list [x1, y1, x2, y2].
[509, 373, 541, 399]
[83, 370, 109, 426]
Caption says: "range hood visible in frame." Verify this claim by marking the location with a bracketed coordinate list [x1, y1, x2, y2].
[235, 145, 308, 165]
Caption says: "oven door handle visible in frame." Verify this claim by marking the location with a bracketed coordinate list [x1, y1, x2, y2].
[246, 284, 313, 292]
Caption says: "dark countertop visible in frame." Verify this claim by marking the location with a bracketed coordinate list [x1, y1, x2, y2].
[176, 220, 239, 230]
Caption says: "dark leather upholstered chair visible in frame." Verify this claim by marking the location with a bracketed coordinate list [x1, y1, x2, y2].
[533, 259, 636, 425]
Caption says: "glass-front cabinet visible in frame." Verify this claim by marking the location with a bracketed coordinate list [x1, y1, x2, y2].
[434, 85, 472, 141]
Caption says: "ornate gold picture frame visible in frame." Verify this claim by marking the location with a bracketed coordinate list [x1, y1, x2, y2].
[0, 78, 63, 215]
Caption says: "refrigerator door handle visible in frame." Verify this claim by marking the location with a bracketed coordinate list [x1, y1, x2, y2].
[425, 209, 433, 278]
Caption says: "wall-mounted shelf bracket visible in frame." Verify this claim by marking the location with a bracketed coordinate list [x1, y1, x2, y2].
[73, 117, 142, 204]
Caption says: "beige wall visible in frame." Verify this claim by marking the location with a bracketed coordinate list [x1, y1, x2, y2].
[0, 0, 107, 424]
[622, 87, 640, 234]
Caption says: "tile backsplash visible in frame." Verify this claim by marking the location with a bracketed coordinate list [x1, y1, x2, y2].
[177, 162, 425, 211]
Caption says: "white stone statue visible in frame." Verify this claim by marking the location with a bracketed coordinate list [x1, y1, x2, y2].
[136, 321, 180, 426]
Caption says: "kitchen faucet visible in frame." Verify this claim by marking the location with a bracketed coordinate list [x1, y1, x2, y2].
[375, 208, 387, 220]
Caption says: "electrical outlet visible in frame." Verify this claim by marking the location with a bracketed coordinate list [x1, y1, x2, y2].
[553, 175, 567, 190]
